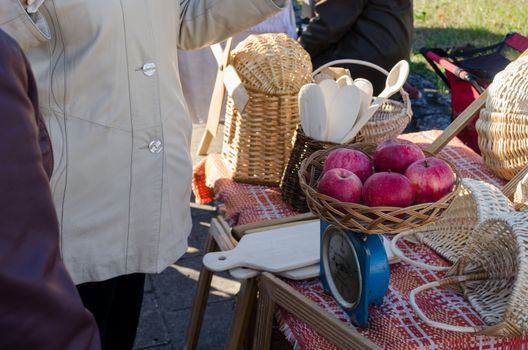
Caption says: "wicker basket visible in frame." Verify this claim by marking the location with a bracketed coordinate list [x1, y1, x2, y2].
[477, 56, 528, 180]
[410, 211, 528, 336]
[313, 59, 412, 143]
[280, 127, 339, 212]
[391, 179, 515, 271]
[221, 33, 313, 185]
[298, 144, 462, 234]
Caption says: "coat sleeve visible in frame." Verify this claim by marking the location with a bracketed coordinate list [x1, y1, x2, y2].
[0, 31, 100, 350]
[0, 0, 50, 51]
[178, 0, 286, 50]
[299, 0, 366, 58]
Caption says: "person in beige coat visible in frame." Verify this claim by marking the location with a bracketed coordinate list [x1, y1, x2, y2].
[1, 0, 286, 348]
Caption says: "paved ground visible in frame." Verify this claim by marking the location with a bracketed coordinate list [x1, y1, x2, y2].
[133, 75, 453, 350]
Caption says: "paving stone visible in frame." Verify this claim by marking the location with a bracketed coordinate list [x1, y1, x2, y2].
[150, 255, 240, 312]
[164, 299, 235, 350]
[184, 208, 216, 259]
[134, 293, 170, 349]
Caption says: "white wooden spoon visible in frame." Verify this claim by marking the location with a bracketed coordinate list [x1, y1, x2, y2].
[354, 78, 374, 121]
[298, 83, 327, 140]
[341, 60, 410, 143]
[318, 79, 340, 140]
[326, 84, 361, 143]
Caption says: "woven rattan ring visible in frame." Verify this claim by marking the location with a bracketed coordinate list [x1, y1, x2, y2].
[298, 143, 462, 234]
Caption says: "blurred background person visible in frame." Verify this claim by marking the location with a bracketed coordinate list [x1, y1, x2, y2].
[179, 0, 297, 124]
[298, 0, 413, 94]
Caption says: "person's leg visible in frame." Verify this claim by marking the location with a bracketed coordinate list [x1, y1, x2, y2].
[104, 273, 146, 350]
[76, 278, 118, 347]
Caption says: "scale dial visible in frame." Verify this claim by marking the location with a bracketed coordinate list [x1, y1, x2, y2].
[322, 227, 362, 309]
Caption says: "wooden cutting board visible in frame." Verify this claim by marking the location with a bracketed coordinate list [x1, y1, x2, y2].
[203, 221, 320, 273]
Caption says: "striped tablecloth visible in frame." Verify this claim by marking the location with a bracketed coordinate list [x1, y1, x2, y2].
[192, 131, 527, 349]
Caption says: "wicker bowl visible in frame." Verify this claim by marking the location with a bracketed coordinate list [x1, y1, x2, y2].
[298, 143, 462, 234]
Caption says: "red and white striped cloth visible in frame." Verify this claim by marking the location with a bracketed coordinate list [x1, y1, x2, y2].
[192, 131, 525, 349]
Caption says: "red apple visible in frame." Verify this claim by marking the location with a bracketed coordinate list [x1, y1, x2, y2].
[362, 172, 415, 207]
[323, 148, 373, 183]
[317, 168, 362, 203]
[373, 138, 425, 174]
[405, 157, 455, 204]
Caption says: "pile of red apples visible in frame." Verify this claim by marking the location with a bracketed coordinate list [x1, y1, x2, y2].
[317, 139, 456, 207]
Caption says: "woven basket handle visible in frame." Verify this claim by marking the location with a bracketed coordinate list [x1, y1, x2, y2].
[410, 276, 481, 333]
[312, 59, 390, 77]
[390, 231, 450, 272]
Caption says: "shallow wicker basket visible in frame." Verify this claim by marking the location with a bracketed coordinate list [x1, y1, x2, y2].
[298, 144, 462, 234]
[221, 33, 312, 185]
[280, 127, 339, 212]
[410, 211, 528, 336]
[477, 56, 528, 180]
[391, 178, 515, 270]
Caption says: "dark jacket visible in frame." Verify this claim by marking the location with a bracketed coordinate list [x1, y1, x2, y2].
[299, 0, 413, 93]
[0, 30, 100, 350]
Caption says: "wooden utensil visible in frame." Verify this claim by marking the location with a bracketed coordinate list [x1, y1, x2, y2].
[327, 84, 361, 143]
[299, 83, 327, 140]
[354, 78, 373, 122]
[197, 38, 233, 155]
[341, 60, 410, 143]
[318, 79, 340, 140]
[203, 221, 320, 273]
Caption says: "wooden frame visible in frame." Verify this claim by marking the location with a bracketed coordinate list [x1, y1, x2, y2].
[186, 49, 528, 349]
[253, 273, 381, 350]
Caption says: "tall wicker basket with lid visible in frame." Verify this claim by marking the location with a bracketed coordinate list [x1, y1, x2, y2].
[221, 33, 312, 185]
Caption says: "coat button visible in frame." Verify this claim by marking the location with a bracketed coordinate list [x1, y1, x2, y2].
[149, 140, 163, 154]
[142, 62, 157, 77]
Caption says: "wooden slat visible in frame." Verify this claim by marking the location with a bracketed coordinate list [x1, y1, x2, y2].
[425, 92, 488, 155]
[184, 234, 219, 350]
[197, 38, 233, 155]
[226, 278, 259, 350]
[231, 212, 317, 239]
[259, 273, 381, 350]
[502, 164, 528, 199]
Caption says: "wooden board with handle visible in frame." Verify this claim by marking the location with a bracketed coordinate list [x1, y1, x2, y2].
[203, 220, 320, 273]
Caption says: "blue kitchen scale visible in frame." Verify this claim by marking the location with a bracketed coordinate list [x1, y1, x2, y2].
[319, 220, 390, 327]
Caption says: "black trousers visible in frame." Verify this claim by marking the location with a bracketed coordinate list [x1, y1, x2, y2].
[77, 273, 146, 350]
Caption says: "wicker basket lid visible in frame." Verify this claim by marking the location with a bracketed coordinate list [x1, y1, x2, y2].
[230, 33, 313, 95]
[486, 56, 528, 114]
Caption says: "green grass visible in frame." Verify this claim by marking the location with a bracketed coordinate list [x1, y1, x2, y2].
[412, 0, 528, 89]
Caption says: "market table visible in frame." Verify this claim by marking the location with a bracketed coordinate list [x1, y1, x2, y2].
[188, 130, 528, 349]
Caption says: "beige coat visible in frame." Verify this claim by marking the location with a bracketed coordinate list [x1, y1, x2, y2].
[0, 0, 283, 284]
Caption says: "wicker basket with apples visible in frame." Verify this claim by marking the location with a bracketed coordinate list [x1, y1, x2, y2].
[298, 138, 462, 234]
